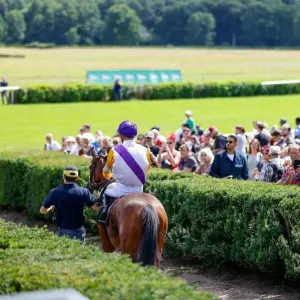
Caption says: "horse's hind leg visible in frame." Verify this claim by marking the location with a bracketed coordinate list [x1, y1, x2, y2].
[98, 224, 115, 253]
[119, 214, 142, 262]
[156, 211, 168, 267]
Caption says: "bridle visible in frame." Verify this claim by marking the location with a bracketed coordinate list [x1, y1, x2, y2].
[87, 148, 109, 193]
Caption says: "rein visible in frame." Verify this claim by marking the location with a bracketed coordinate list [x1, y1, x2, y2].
[88, 152, 109, 193]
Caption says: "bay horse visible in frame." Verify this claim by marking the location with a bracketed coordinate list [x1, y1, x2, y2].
[89, 149, 168, 267]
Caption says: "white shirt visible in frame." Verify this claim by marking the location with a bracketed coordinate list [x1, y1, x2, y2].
[235, 134, 247, 156]
[262, 128, 271, 137]
[227, 153, 234, 161]
[47, 141, 61, 151]
[112, 140, 149, 186]
[175, 128, 182, 142]
[66, 144, 79, 155]
[104, 140, 150, 198]
[85, 132, 95, 143]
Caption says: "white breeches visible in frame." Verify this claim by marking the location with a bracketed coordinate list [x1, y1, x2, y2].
[104, 182, 143, 198]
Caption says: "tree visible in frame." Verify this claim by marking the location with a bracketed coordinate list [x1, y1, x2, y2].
[0, 16, 6, 43]
[54, 0, 78, 44]
[212, 0, 244, 46]
[102, 4, 141, 45]
[8, 0, 26, 10]
[241, 0, 278, 46]
[154, 3, 188, 45]
[77, 1, 103, 45]
[65, 27, 80, 45]
[0, 0, 8, 18]
[185, 12, 216, 45]
[5, 10, 26, 44]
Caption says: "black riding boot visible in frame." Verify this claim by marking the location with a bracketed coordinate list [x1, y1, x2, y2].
[97, 195, 115, 225]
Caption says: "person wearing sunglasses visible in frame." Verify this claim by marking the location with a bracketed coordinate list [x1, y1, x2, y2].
[209, 135, 248, 180]
[157, 133, 180, 170]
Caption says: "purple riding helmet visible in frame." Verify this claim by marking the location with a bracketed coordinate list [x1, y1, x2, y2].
[117, 120, 138, 138]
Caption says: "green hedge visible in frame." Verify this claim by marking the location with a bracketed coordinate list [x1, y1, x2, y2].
[1, 152, 300, 280]
[13, 82, 300, 103]
[0, 220, 211, 299]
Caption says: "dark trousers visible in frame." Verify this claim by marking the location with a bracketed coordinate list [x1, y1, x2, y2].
[113, 91, 122, 102]
[58, 226, 86, 242]
[1, 92, 9, 105]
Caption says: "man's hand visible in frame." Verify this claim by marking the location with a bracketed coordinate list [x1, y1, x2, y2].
[287, 168, 294, 178]
[40, 205, 54, 215]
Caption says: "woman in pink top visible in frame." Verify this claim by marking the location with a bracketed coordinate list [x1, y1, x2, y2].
[158, 133, 180, 170]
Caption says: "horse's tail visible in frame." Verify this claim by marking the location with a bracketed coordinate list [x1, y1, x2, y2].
[137, 204, 159, 266]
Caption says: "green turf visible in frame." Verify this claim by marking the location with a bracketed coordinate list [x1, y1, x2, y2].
[2, 47, 300, 85]
[0, 95, 299, 150]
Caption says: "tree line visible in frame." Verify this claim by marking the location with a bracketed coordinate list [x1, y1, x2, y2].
[0, 0, 300, 47]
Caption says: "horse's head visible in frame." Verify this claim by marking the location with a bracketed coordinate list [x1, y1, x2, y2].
[88, 148, 108, 192]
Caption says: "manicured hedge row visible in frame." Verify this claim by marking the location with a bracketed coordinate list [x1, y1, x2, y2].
[0, 220, 211, 299]
[1, 152, 300, 280]
[146, 179, 300, 277]
[13, 82, 300, 103]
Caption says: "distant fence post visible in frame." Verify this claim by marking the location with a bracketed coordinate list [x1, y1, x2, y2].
[0, 86, 20, 105]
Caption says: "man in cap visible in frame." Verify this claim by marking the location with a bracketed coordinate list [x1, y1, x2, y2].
[99, 121, 151, 223]
[65, 136, 77, 155]
[145, 131, 160, 166]
[40, 166, 99, 242]
[184, 110, 196, 134]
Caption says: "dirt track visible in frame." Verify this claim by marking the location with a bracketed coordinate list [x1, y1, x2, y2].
[1, 209, 300, 300]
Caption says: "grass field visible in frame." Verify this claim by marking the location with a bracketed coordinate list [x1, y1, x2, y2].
[1, 47, 300, 86]
[0, 95, 299, 150]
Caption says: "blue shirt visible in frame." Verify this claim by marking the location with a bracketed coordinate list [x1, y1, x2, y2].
[92, 141, 99, 150]
[43, 183, 95, 230]
[295, 125, 300, 138]
[209, 151, 249, 180]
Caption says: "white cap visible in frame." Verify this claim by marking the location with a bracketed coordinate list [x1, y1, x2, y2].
[66, 136, 76, 142]
[151, 129, 159, 136]
[81, 133, 91, 141]
[185, 110, 192, 116]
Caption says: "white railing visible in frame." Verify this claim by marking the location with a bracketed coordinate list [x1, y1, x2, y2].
[0, 86, 20, 104]
[261, 80, 300, 86]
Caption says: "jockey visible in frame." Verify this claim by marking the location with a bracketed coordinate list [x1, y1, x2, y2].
[99, 120, 151, 222]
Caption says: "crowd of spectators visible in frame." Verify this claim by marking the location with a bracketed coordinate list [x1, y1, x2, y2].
[44, 112, 300, 186]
